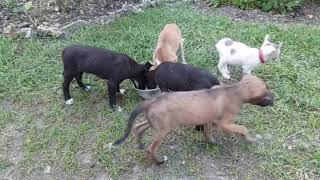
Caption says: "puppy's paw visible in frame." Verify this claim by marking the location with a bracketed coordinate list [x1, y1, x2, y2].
[117, 106, 123, 112]
[195, 125, 204, 131]
[163, 155, 168, 162]
[84, 85, 91, 92]
[156, 156, 168, 165]
[65, 98, 74, 105]
[223, 74, 231, 79]
[208, 137, 218, 145]
[119, 89, 126, 95]
[138, 143, 145, 150]
[108, 143, 114, 150]
[245, 136, 259, 145]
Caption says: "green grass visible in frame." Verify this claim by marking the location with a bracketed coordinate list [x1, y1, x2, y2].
[3, 0, 17, 9]
[0, 3, 319, 179]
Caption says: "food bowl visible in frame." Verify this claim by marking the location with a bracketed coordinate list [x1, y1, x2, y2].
[135, 87, 161, 100]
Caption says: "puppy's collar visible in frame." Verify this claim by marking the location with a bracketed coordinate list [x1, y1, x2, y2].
[258, 49, 265, 64]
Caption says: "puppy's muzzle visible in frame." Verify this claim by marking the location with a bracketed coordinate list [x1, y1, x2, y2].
[257, 91, 274, 107]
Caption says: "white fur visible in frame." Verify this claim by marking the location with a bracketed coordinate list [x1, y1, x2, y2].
[65, 98, 74, 105]
[156, 59, 161, 66]
[84, 85, 91, 92]
[163, 155, 168, 162]
[133, 80, 139, 88]
[215, 34, 282, 79]
[117, 106, 123, 112]
[108, 143, 114, 150]
[119, 89, 126, 95]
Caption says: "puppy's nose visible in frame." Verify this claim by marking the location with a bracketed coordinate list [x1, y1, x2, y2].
[262, 92, 274, 106]
[264, 97, 274, 106]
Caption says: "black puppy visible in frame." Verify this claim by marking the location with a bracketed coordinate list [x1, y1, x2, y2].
[146, 62, 220, 131]
[146, 62, 220, 91]
[62, 45, 152, 110]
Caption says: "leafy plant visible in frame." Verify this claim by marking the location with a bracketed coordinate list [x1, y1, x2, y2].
[3, 0, 17, 9]
[23, 1, 33, 11]
[210, 0, 306, 13]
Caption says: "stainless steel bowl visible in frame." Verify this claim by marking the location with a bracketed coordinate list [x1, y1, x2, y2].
[135, 87, 161, 100]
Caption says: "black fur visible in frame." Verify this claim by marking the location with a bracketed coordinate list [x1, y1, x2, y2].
[62, 45, 152, 108]
[146, 62, 220, 92]
[146, 62, 220, 131]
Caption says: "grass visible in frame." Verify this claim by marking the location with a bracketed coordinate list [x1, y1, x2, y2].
[3, 0, 17, 9]
[0, 2, 319, 179]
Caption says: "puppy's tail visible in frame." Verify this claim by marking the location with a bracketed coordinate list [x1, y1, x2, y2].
[112, 102, 148, 145]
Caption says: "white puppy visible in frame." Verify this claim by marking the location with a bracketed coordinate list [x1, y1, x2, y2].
[215, 35, 282, 79]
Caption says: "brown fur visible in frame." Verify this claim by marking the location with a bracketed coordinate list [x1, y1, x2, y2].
[114, 75, 274, 164]
[151, 24, 185, 70]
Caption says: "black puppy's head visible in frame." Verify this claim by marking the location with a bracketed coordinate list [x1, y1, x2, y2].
[132, 62, 153, 89]
[145, 69, 157, 89]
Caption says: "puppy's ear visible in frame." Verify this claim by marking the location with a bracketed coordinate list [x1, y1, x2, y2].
[144, 62, 153, 71]
[264, 34, 271, 43]
[277, 42, 283, 50]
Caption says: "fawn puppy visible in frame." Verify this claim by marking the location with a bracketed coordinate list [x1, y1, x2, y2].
[112, 75, 274, 164]
[151, 24, 186, 70]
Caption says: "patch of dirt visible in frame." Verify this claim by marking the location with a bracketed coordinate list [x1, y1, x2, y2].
[0, 0, 141, 34]
[115, 127, 271, 179]
[193, 1, 320, 24]
[0, 123, 25, 179]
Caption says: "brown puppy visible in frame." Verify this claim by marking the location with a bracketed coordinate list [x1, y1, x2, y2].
[112, 75, 274, 164]
[151, 24, 186, 70]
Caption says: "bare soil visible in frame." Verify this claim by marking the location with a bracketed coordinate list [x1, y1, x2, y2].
[1, 0, 320, 35]
[0, 0, 141, 34]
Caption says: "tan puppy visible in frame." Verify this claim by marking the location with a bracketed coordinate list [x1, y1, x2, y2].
[112, 75, 274, 164]
[151, 24, 186, 70]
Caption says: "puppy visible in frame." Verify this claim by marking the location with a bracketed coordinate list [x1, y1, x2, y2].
[151, 24, 186, 70]
[112, 75, 274, 164]
[146, 62, 220, 92]
[62, 45, 152, 110]
[215, 34, 282, 79]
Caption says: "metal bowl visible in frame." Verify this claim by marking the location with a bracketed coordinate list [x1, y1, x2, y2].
[135, 87, 161, 100]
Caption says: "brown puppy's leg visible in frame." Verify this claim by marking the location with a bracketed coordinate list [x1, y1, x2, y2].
[147, 129, 170, 165]
[133, 121, 150, 149]
[221, 123, 256, 143]
[147, 138, 165, 165]
[133, 121, 149, 134]
[203, 123, 217, 144]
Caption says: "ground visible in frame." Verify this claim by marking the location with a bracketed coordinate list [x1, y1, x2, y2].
[0, 0, 141, 34]
[195, 0, 320, 24]
[0, 2, 320, 180]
